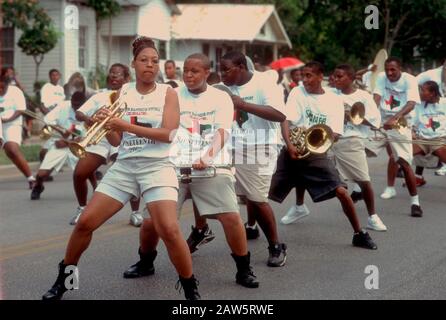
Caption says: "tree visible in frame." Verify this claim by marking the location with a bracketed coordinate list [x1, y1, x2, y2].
[1, 0, 60, 83]
[86, 0, 121, 89]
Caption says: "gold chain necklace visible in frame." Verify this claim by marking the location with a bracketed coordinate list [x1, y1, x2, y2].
[138, 83, 157, 99]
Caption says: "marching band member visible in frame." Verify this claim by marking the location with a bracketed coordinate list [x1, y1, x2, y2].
[124, 53, 259, 288]
[269, 61, 378, 250]
[42, 37, 200, 300]
[369, 57, 423, 217]
[332, 64, 387, 231]
[69, 63, 143, 227]
[0, 75, 36, 188]
[30, 92, 86, 200]
[412, 81, 446, 178]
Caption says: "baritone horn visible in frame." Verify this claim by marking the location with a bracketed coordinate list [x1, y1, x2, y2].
[69, 91, 127, 158]
[289, 124, 334, 159]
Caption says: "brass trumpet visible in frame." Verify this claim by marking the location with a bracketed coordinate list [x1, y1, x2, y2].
[69, 91, 127, 158]
[289, 124, 334, 159]
[345, 102, 365, 126]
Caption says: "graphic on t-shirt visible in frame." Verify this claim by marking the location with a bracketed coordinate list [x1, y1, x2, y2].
[425, 117, 441, 132]
[385, 95, 401, 109]
[305, 108, 327, 125]
[186, 117, 212, 135]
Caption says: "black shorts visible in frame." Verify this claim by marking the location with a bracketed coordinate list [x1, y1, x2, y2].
[268, 148, 346, 203]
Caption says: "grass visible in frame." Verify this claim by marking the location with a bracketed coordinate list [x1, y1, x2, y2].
[0, 144, 41, 165]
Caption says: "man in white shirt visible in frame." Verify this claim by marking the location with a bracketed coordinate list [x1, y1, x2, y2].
[270, 61, 377, 250]
[40, 69, 65, 114]
[1, 75, 36, 188]
[31, 92, 86, 200]
[371, 57, 423, 217]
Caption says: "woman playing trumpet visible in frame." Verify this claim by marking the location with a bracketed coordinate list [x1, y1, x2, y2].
[42, 37, 200, 300]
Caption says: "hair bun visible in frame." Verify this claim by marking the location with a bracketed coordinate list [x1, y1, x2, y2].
[132, 36, 157, 58]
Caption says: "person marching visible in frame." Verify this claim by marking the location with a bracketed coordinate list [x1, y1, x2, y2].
[124, 53, 259, 288]
[0, 75, 36, 188]
[369, 57, 423, 217]
[70, 63, 142, 227]
[412, 81, 446, 187]
[331, 64, 387, 231]
[269, 61, 378, 250]
[30, 92, 86, 200]
[42, 37, 200, 300]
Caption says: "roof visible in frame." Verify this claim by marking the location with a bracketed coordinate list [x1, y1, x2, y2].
[171, 4, 291, 47]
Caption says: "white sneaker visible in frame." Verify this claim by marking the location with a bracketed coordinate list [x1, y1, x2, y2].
[70, 207, 84, 225]
[129, 211, 143, 227]
[435, 165, 446, 176]
[380, 187, 396, 199]
[367, 214, 387, 231]
[281, 204, 310, 225]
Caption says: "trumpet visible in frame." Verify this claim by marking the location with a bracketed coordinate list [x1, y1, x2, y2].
[345, 102, 365, 126]
[69, 91, 127, 158]
[379, 116, 408, 134]
[19, 110, 81, 140]
[289, 124, 334, 159]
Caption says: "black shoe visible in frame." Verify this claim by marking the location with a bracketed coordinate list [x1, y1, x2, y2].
[231, 252, 259, 288]
[350, 191, 363, 203]
[352, 230, 377, 250]
[95, 171, 103, 181]
[123, 248, 157, 278]
[42, 260, 75, 300]
[244, 222, 260, 240]
[31, 185, 44, 200]
[267, 243, 287, 267]
[411, 204, 423, 217]
[186, 224, 215, 253]
[176, 275, 201, 300]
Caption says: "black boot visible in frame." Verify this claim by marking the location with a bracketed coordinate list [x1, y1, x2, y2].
[42, 260, 75, 300]
[231, 252, 259, 288]
[123, 248, 157, 278]
[176, 275, 201, 300]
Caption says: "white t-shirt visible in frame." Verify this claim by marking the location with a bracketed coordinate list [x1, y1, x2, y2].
[362, 71, 373, 92]
[335, 88, 381, 138]
[171, 85, 233, 167]
[416, 66, 445, 96]
[117, 83, 173, 160]
[78, 90, 113, 117]
[413, 98, 446, 139]
[41, 83, 65, 110]
[227, 71, 285, 146]
[373, 72, 420, 123]
[285, 86, 344, 135]
[44, 100, 84, 136]
[0, 85, 26, 127]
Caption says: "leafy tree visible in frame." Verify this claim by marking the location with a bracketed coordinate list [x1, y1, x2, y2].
[1, 0, 60, 83]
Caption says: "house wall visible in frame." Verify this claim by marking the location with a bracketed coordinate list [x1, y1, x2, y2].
[170, 40, 202, 63]
[137, 0, 172, 41]
[99, 6, 138, 37]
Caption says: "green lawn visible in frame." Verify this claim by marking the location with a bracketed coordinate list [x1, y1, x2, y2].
[0, 144, 41, 165]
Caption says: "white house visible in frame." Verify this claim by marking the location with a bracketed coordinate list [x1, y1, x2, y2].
[0, 0, 291, 95]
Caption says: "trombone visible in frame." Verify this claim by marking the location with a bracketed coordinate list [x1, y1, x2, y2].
[19, 110, 82, 140]
[344, 102, 365, 126]
[69, 91, 127, 159]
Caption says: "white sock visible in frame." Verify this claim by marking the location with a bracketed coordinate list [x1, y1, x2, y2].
[27, 176, 36, 181]
[411, 195, 420, 206]
[385, 186, 396, 192]
[132, 211, 139, 214]
[441, 162, 446, 168]
[246, 223, 257, 229]
[353, 183, 362, 192]
[296, 204, 305, 210]
[78, 206, 85, 210]
[415, 174, 423, 179]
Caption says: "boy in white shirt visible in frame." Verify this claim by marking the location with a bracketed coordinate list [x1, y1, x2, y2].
[269, 61, 378, 250]
[40, 69, 65, 114]
[370, 57, 423, 217]
[0, 75, 36, 188]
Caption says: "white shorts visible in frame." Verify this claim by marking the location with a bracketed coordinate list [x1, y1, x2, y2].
[95, 157, 179, 205]
[40, 147, 79, 173]
[2, 124, 22, 145]
[177, 170, 239, 217]
[85, 139, 118, 162]
[233, 145, 278, 203]
[365, 127, 413, 164]
[42, 138, 56, 150]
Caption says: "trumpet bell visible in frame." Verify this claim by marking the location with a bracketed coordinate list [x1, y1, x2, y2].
[306, 124, 334, 154]
[39, 126, 53, 140]
[69, 142, 87, 159]
[349, 102, 366, 126]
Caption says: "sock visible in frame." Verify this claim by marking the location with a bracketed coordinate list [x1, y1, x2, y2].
[27, 176, 36, 181]
[353, 183, 362, 192]
[411, 195, 420, 206]
[415, 174, 423, 179]
[296, 204, 305, 210]
[132, 211, 139, 214]
[246, 223, 257, 229]
[385, 186, 396, 193]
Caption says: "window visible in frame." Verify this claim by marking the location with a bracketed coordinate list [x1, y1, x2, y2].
[0, 27, 15, 67]
[78, 26, 87, 68]
[260, 26, 266, 35]
[158, 40, 167, 60]
[202, 43, 210, 57]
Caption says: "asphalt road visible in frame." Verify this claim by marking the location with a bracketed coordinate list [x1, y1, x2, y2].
[1, 153, 446, 300]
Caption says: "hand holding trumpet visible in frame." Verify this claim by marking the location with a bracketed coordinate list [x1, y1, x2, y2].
[93, 107, 129, 132]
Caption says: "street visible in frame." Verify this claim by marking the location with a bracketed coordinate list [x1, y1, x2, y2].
[1, 153, 446, 300]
